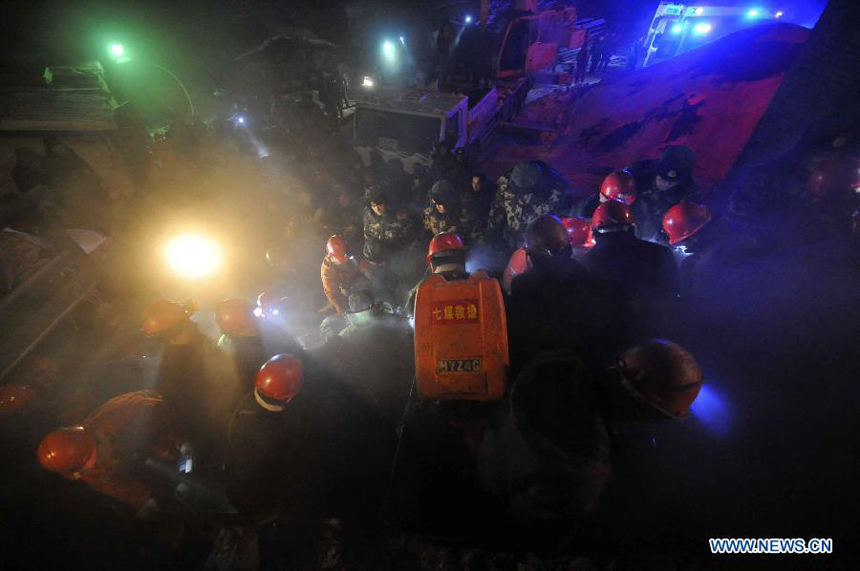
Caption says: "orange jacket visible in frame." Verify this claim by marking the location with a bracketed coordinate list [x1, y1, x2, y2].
[320, 256, 362, 314]
[502, 248, 529, 294]
[78, 390, 182, 512]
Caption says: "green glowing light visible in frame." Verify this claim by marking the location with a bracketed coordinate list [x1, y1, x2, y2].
[109, 44, 124, 58]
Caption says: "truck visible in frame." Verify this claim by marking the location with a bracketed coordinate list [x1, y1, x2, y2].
[642, 2, 781, 67]
[352, 80, 531, 175]
[352, 7, 580, 174]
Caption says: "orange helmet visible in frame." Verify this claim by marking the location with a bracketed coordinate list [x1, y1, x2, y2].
[254, 354, 304, 410]
[326, 235, 348, 261]
[37, 426, 96, 476]
[427, 232, 465, 265]
[600, 170, 637, 204]
[662, 202, 711, 245]
[215, 299, 258, 337]
[808, 157, 860, 198]
[591, 199, 636, 232]
[617, 339, 703, 418]
[140, 300, 191, 340]
[561, 217, 592, 247]
[0, 384, 39, 419]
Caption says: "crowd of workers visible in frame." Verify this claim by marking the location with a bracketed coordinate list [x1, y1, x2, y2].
[1, 78, 858, 566]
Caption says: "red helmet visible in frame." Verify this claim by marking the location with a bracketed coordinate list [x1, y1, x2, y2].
[326, 235, 348, 261]
[427, 232, 465, 264]
[215, 299, 258, 337]
[37, 426, 96, 475]
[662, 202, 711, 245]
[140, 300, 191, 339]
[0, 384, 39, 419]
[561, 217, 591, 247]
[255, 354, 304, 410]
[808, 157, 860, 198]
[591, 199, 636, 232]
[617, 339, 703, 418]
[600, 170, 637, 204]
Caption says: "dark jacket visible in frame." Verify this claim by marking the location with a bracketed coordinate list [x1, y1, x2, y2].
[583, 230, 680, 340]
[155, 334, 243, 462]
[507, 257, 609, 373]
[584, 230, 680, 304]
[478, 351, 612, 529]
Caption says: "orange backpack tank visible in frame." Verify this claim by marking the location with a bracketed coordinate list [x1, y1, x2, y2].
[413, 271, 509, 401]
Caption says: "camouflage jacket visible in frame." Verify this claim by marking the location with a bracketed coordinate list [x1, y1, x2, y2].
[487, 169, 573, 249]
[363, 207, 416, 262]
[422, 205, 483, 244]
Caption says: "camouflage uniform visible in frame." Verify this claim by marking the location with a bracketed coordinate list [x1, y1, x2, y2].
[487, 161, 573, 250]
[362, 206, 416, 263]
[422, 205, 482, 244]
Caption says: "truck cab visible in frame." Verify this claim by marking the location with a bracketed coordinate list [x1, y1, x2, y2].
[353, 88, 469, 175]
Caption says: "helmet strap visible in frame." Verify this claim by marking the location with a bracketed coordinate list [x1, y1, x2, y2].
[594, 224, 635, 235]
[254, 388, 285, 412]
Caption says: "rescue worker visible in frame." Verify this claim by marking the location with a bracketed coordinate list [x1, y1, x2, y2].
[215, 298, 303, 389]
[423, 180, 481, 243]
[662, 200, 715, 294]
[408, 166, 433, 212]
[337, 291, 404, 339]
[507, 215, 600, 372]
[362, 186, 416, 263]
[461, 173, 494, 224]
[321, 234, 368, 315]
[363, 186, 421, 306]
[584, 200, 680, 339]
[487, 160, 573, 251]
[661, 201, 769, 308]
[321, 234, 372, 341]
[142, 300, 241, 467]
[430, 138, 459, 183]
[312, 290, 414, 426]
[572, 169, 638, 218]
[477, 339, 702, 543]
[502, 216, 593, 293]
[565, 216, 595, 258]
[225, 354, 327, 567]
[404, 231, 470, 317]
[226, 353, 310, 507]
[662, 202, 713, 251]
[628, 145, 700, 240]
[37, 390, 184, 516]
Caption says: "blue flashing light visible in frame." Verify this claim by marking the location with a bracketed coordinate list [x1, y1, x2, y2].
[693, 22, 712, 34]
[690, 384, 733, 436]
[747, 8, 760, 17]
[694, 7, 704, 15]
[671, 24, 683, 34]
[775, 10, 783, 18]
[465, 15, 473, 24]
